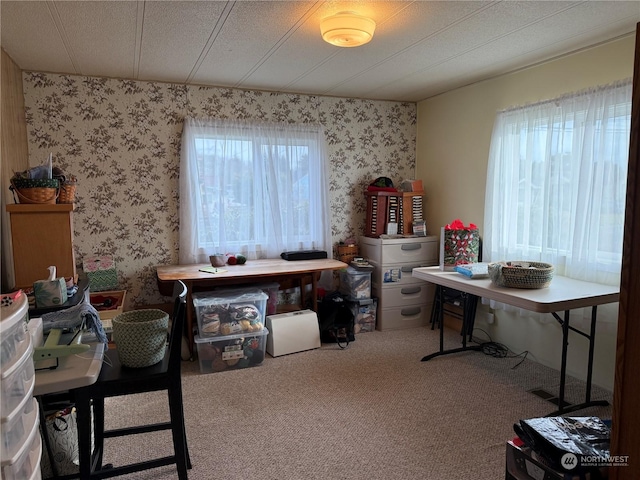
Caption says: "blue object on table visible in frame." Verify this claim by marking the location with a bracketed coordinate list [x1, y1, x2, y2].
[41, 300, 109, 346]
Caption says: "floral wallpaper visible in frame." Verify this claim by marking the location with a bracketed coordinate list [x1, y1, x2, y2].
[22, 72, 417, 308]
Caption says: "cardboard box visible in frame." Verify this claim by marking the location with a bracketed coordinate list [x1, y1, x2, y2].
[265, 310, 321, 357]
[90, 290, 126, 332]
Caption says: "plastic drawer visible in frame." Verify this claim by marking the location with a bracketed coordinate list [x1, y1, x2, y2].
[1, 342, 35, 418]
[0, 418, 41, 480]
[360, 237, 437, 264]
[376, 304, 431, 331]
[0, 293, 30, 371]
[1, 397, 38, 462]
[374, 283, 435, 309]
[368, 260, 432, 287]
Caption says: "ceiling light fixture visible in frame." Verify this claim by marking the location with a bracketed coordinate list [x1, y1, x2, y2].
[320, 11, 376, 48]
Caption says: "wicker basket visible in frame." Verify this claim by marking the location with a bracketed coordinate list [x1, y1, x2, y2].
[488, 261, 554, 289]
[336, 244, 359, 264]
[10, 178, 59, 204]
[58, 182, 77, 204]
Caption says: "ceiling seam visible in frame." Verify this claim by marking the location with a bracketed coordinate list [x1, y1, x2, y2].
[326, 0, 587, 98]
[235, 0, 325, 89]
[133, 1, 145, 79]
[185, 1, 236, 84]
[46, 0, 80, 74]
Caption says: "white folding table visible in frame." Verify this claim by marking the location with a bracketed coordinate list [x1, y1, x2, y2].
[412, 266, 619, 415]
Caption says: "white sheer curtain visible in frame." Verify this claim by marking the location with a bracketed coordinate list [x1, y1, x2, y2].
[484, 80, 631, 320]
[179, 117, 332, 265]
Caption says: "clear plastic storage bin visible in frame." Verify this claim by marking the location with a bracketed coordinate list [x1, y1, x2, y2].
[339, 266, 372, 299]
[195, 328, 268, 374]
[193, 289, 268, 337]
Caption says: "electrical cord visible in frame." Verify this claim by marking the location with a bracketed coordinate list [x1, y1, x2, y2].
[472, 327, 530, 368]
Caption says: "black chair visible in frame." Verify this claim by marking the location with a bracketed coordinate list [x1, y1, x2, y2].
[430, 285, 478, 341]
[73, 280, 191, 479]
[430, 238, 483, 341]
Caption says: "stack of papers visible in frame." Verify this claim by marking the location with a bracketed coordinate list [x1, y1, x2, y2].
[454, 263, 489, 279]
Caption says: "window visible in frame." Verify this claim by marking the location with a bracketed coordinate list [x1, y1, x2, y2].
[484, 80, 631, 287]
[179, 118, 331, 264]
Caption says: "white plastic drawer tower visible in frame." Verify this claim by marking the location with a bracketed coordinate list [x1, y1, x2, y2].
[360, 236, 438, 330]
[1, 292, 42, 480]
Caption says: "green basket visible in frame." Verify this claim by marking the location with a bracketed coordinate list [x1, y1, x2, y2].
[112, 309, 169, 368]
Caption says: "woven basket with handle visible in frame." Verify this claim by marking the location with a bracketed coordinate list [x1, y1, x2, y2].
[58, 182, 77, 204]
[488, 261, 554, 289]
[10, 178, 59, 204]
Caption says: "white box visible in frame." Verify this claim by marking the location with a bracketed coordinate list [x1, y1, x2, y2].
[265, 310, 321, 357]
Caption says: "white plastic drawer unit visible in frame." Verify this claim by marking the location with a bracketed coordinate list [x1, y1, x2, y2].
[360, 236, 437, 265]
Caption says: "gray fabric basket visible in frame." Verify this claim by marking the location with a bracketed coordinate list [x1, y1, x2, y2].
[112, 309, 169, 368]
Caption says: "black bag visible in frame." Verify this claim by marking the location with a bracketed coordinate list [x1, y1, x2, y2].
[513, 416, 610, 475]
[318, 292, 355, 348]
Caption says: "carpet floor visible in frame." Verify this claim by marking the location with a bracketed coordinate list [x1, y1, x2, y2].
[99, 325, 612, 480]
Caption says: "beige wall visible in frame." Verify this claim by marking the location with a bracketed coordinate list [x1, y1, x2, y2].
[416, 35, 635, 391]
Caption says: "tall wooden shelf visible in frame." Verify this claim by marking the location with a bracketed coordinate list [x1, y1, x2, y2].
[6, 203, 76, 289]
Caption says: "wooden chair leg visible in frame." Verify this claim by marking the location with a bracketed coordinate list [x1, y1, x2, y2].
[92, 397, 106, 471]
[75, 391, 94, 478]
[168, 388, 189, 479]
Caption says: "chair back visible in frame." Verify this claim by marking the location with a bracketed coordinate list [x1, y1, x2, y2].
[167, 280, 187, 376]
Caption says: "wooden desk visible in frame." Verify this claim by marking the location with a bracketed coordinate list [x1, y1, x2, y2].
[412, 266, 619, 414]
[157, 258, 348, 358]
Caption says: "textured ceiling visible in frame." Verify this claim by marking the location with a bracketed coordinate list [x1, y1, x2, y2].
[1, 1, 638, 102]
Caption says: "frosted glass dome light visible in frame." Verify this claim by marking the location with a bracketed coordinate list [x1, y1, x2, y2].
[320, 12, 376, 47]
